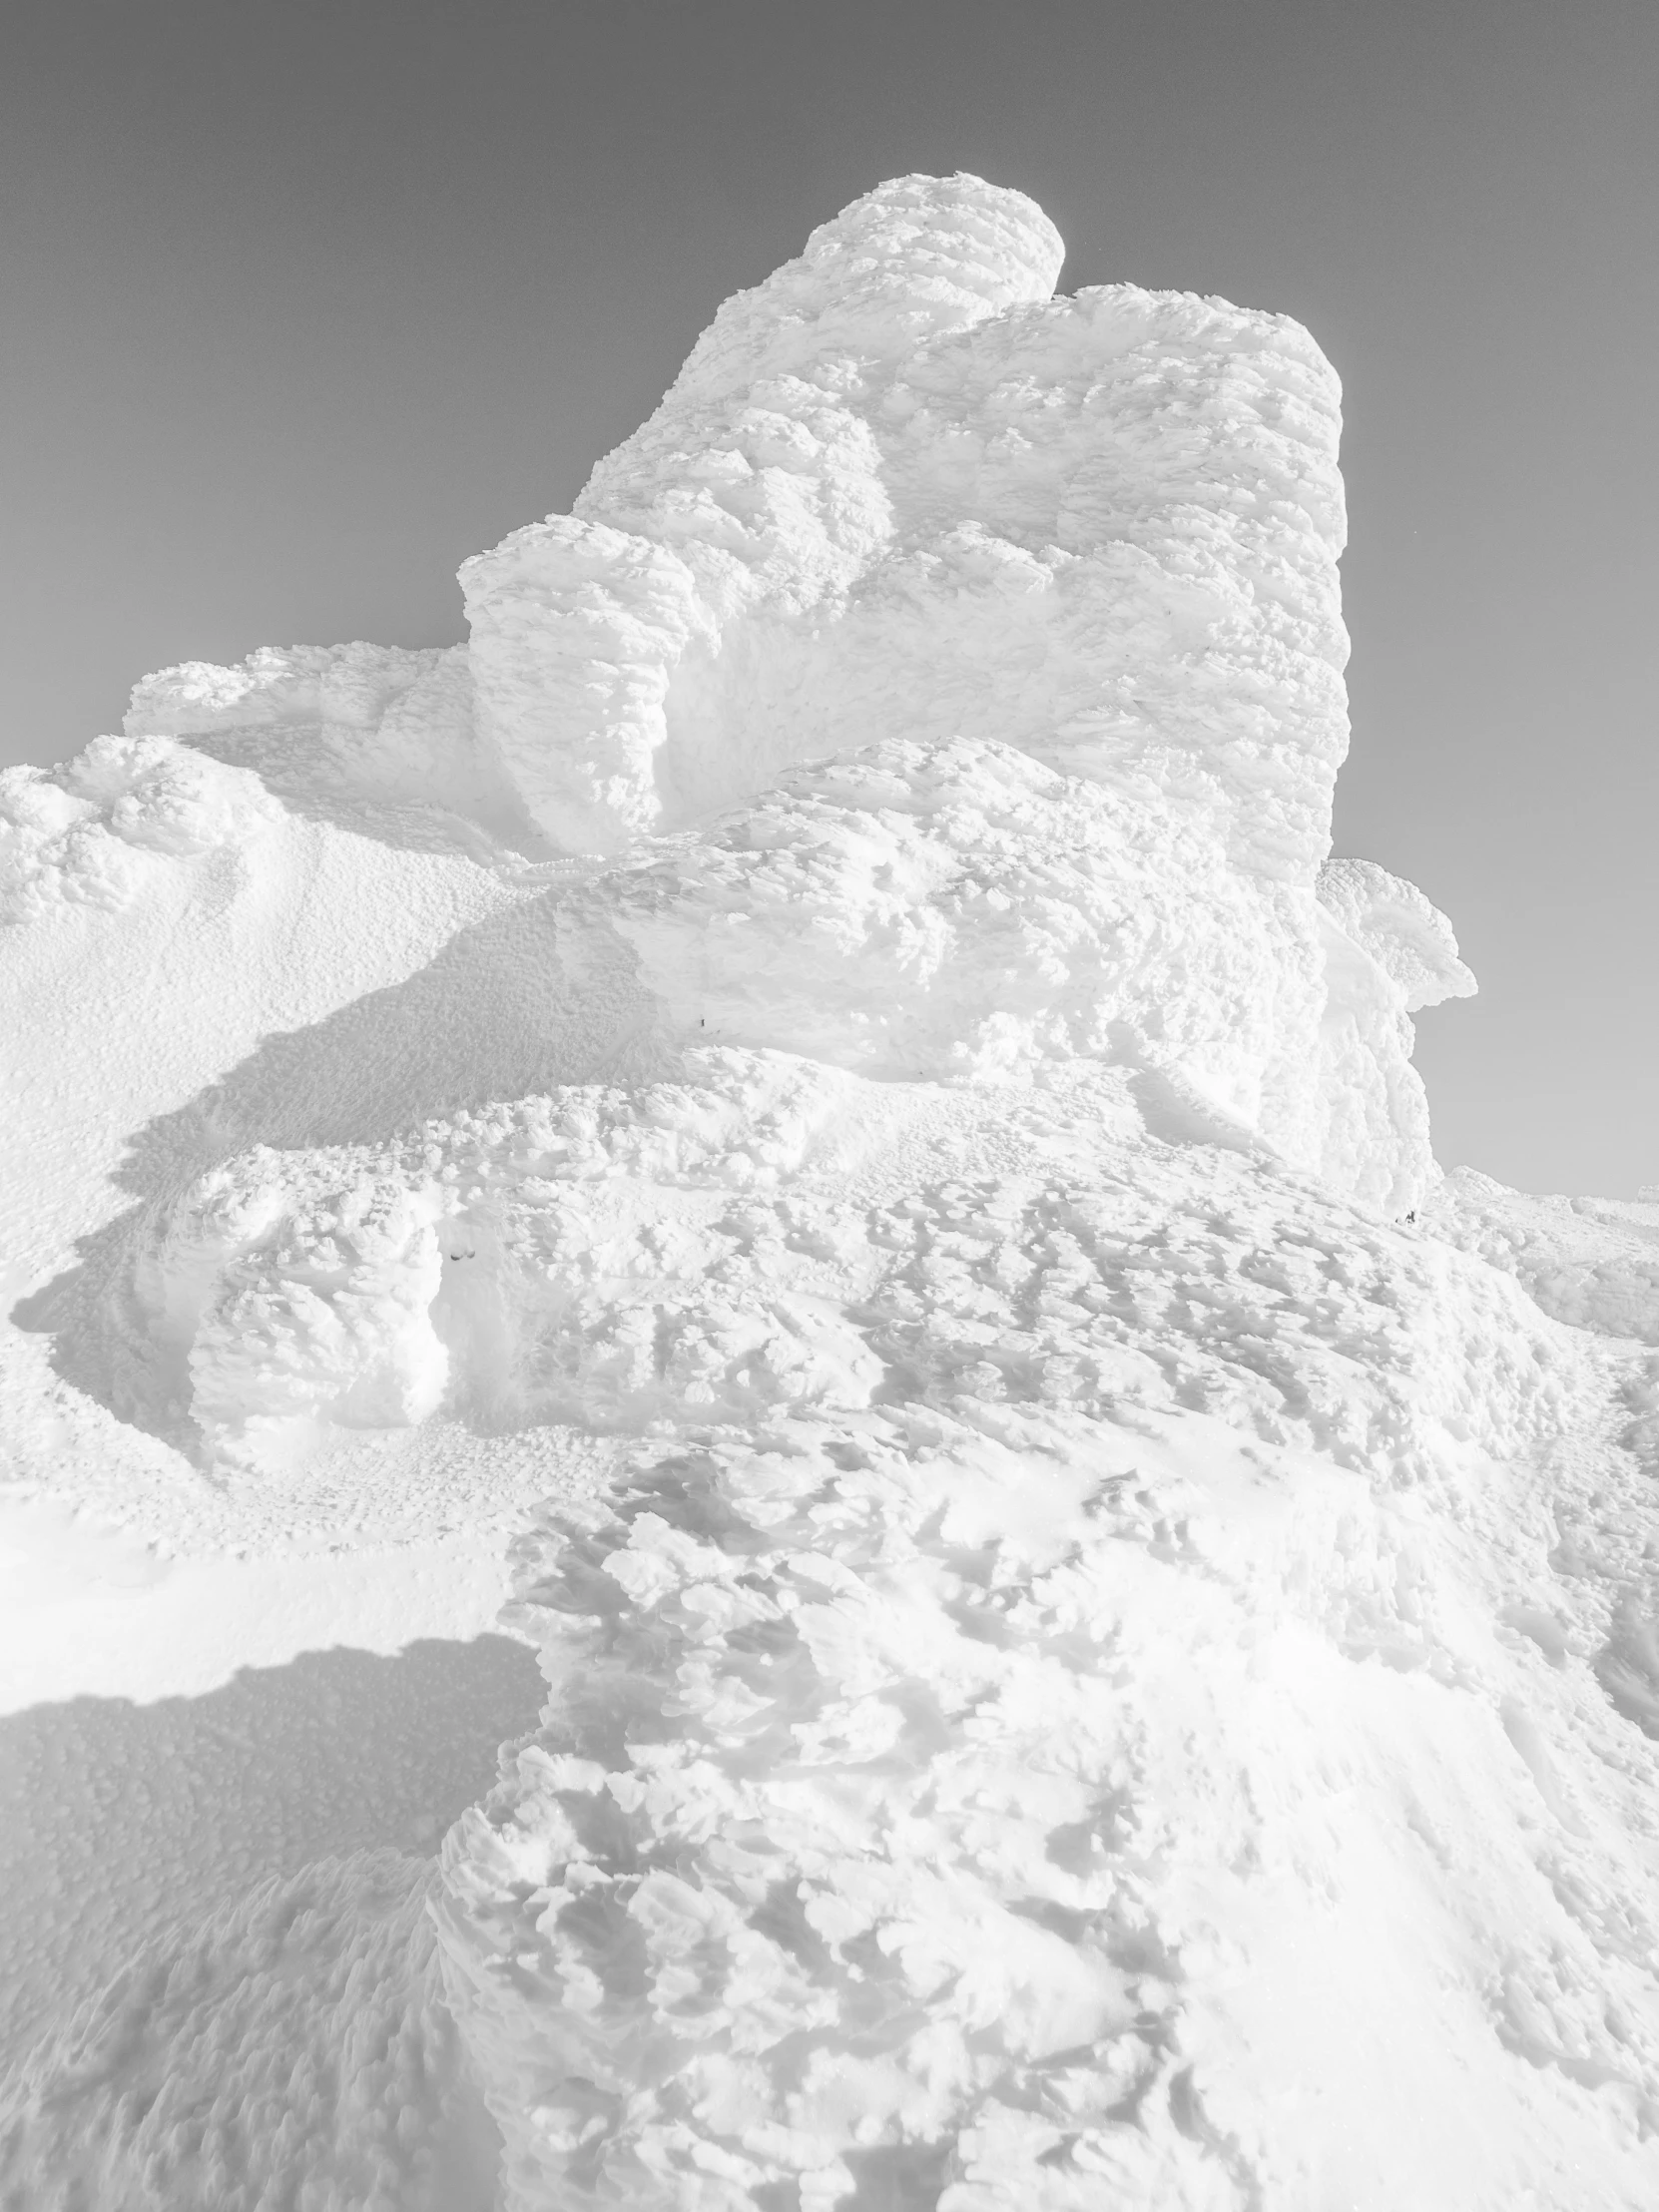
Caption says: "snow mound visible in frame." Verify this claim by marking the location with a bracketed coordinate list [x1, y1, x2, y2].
[31, 172, 1459, 1218]
[126, 639, 526, 847]
[599, 734, 1449, 1208]
[112, 732, 1461, 1470]
[0, 1853, 496, 2212]
[1316, 856, 1476, 1013]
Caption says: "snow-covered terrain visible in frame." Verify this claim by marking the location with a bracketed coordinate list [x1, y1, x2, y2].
[2, 174, 1656, 2209]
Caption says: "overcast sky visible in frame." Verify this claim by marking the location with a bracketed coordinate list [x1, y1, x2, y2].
[5, 0, 1655, 1195]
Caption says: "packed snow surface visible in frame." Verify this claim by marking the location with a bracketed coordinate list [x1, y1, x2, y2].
[2, 174, 1656, 2210]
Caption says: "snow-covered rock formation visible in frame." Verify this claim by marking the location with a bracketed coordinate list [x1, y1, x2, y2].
[460, 172, 1468, 1216]
[3, 174, 1657, 2211]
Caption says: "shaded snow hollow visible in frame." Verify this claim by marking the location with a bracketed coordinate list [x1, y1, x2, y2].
[2, 175, 1656, 2210]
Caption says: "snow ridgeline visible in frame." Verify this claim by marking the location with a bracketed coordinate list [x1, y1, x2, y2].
[5, 174, 1658, 2208]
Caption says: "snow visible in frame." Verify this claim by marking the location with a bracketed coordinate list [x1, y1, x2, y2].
[466, 175, 1348, 888]
[432, 1062, 1659, 2209]
[1423, 1169, 1659, 1346]
[4, 1852, 496, 2211]
[3, 172, 1657, 2209]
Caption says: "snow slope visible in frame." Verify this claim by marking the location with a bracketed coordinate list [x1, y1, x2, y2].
[2, 173, 1656, 2210]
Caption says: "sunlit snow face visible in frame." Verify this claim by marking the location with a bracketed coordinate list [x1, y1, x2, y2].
[464, 173, 1351, 901]
[17, 171, 1621, 2212]
[90, 179, 1451, 1221]
[720, 168, 1069, 359]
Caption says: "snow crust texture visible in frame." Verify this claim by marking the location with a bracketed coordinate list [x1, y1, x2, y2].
[0, 1854, 497, 2212]
[5, 173, 1659, 2212]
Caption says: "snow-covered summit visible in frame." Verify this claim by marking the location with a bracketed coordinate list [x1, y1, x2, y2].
[3, 178, 1656, 2212]
[18, 173, 1464, 1216]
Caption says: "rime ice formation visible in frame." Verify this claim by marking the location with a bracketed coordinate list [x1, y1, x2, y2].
[463, 174, 1340, 874]
[460, 169, 1443, 1210]
[3, 175, 1658, 2212]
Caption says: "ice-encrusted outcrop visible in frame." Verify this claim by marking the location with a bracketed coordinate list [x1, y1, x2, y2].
[463, 173, 1345, 879]
[0, 1854, 492, 2212]
[9, 174, 1659, 2211]
[94, 175, 1462, 1214]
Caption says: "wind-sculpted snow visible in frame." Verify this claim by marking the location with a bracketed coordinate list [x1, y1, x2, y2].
[7, 173, 1659, 2211]
[126, 1054, 877, 1468]
[0, 733, 281, 921]
[123, 1047, 1539, 1478]
[120, 1048, 1659, 2202]
[107, 175, 1451, 1212]
[603, 735, 1450, 1209]
[0, 1853, 496, 2212]
[123, 639, 525, 844]
[1423, 1170, 1659, 1347]
[465, 174, 1349, 887]
[117, 724, 1458, 1467]
[426, 1060, 1659, 2209]
[1315, 858, 1476, 1015]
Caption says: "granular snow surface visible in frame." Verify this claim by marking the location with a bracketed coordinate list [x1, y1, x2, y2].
[2, 175, 1657, 2210]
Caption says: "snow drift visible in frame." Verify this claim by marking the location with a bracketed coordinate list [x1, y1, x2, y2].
[4, 173, 1657, 2211]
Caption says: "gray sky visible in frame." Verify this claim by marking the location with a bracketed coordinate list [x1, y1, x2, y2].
[5, 0, 1655, 1196]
